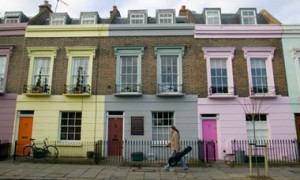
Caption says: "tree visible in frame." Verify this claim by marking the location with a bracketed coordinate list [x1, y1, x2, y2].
[237, 97, 267, 177]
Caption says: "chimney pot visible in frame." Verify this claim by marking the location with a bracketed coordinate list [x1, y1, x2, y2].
[181, 5, 186, 10]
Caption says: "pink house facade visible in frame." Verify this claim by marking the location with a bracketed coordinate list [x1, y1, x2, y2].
[0, 23, 26, 142]
[195, 25, 296, 160]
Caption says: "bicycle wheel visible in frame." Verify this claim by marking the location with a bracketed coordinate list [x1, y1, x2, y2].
[23, 145, 34, 160]
[44, 145, 58, 161]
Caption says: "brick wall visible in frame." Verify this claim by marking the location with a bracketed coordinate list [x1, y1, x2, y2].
[16, 36, 288, 97]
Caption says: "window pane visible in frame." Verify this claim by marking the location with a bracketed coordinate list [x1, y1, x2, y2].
[210, 58, 228, 94]
[60, 112, 82, 141]
[152, 112, 174, 141]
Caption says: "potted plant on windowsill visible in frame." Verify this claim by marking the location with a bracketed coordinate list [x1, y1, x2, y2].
[32, 69, 43, 93]
[73, 67, 83, 94]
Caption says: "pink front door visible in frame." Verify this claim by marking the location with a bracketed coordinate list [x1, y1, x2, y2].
[202, 120, 218, 160]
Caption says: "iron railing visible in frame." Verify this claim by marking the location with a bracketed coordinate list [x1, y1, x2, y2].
[23, 85, 50, 95]
[0, 141, 11, 160]
[14, 139, 215, 165]
[157, 84, 183, 94]
[250, 86, 276, 96]
[64, 85, 91, 95]
[208, 86, 235, 96]
[115, 84, 142, 95]
[231, 139, 300, 164]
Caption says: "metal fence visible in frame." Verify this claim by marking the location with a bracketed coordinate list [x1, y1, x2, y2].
[13, 139, 215, 165]
[231, 139, 300, 164]
[0, 141, 11, 160]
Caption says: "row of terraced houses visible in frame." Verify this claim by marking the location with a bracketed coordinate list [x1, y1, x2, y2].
[1, 1, 300, 162]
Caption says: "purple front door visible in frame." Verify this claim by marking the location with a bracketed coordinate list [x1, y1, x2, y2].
[202, 120, 218, 160]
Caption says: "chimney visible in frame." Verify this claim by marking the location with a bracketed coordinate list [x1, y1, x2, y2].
[179, 5, 187, 16]
[110, 6, 121, 24]
[39, 0, 52, 13]
[178, 5, 195, 23]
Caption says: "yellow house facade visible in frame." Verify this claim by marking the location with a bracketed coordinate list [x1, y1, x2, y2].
[12, 24, 108, 157]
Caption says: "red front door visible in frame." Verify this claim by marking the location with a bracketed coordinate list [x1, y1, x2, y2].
[17, 117, 33, 155]
[202, 120, 218, 160]
[108, 118, 123, 156]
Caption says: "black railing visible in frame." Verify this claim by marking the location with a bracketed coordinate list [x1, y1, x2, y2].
[64, 85, 91, 95]
[157, 84, 183, 94]
[250, 86, 276, 95]
[115, 84, 142, 94]
[209, 86, 235, 96]
[0, 141, 11, 160]
[23, 85, 50, 94]
[231, 139, 300, 164]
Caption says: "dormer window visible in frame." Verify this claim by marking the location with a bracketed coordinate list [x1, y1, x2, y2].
[80, 12, 99, 24]
[156, 9, 175, 24]
[128, 10, 147, 24]
[205, 10, 221, 25]
[241, 10, 257, 24]
[50, 13, 69, 25]
[4, 12, 23, 24]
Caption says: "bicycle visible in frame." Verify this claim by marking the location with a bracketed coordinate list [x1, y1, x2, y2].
[23, 138, 59, 161]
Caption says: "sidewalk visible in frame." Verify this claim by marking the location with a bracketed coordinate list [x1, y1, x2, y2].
[0, 160, 300, 179]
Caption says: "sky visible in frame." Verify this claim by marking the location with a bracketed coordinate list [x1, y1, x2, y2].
[0, 0, 299, 24]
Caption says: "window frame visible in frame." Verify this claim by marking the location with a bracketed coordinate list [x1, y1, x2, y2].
[114, 46, 144, 95]
[80, 13, 97, 24]
[65, 46, 96, 94]
[130, 13, 145, 24]
[205, 10, 221, 25]
[156, 9, 175, 24]
[50, 13, 67, 25]
[27, 47, 57, 94]
[152, 111, 174, 143]
[246, 114, 268, 140]
[243, 47, 276, 97]
[293, 49, 300, 93]
[59, 111, 82, 141]
[154, 46, 185, 95]
[4, 12, 21, 24]
[241, 10, 257, 25]
[203, 47, 235, 97]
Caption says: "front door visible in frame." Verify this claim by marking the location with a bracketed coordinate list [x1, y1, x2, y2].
[108, 118, 123, 156]
[17, 117, 33, 155]
[202, 120, 218, 160]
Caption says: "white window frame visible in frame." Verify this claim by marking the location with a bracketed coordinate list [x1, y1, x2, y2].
[27, 47, 57, 94]
[0, 56, 8, 93]
[243, 47, 276, 97]
[114, 47, 144, 94]
[154, 46, 185, 94]
[205, 10, 221, 25]
[130, 13, 145, 24]
[158, 13, 173, 24]
[241, 10, 257, 25]
[81, 14, 97, 24]
[50, 14, 66, 25]
[32, 57, 51, 87]
[203, 47, 235, 97]
[152, 111, 174, 143]
[60, 111, 82, 141]
[65, 46, 96, 92]
[246, 114, 268, 140]
[5, 18, 20, 24]
[293, 49, 300, 93]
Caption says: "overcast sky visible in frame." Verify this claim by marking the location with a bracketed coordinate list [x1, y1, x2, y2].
[0, 0, 299, 24]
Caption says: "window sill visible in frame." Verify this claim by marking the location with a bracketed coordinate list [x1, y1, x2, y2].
[157, 92, 184, 97]
[56, 141, 83, 147]
[114, 92, 143, 97]
[64, 93, 91, 97]
[25, 93, 51, 97]
[208, 94, 237, 99]
[250, 94, 279, 98]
